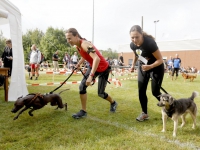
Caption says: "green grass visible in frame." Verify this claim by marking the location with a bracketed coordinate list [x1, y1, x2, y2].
[0, 71, 200, 150]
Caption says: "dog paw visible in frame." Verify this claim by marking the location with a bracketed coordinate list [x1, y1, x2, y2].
[29, 113, 33, 116]
[13, 116, 19, 120]
[64, 103, 67, 111]
[161, 129, 166, 133]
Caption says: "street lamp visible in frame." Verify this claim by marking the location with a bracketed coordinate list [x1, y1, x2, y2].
[154, 20, 159, 40]
[92, 0, 94, 44]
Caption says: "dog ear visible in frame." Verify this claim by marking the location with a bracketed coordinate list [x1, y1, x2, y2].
[168, 96, 175, 105]
[17, 95, 23, 99]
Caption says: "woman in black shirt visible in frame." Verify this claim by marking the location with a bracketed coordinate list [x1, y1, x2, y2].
[129, 25, 164, 122]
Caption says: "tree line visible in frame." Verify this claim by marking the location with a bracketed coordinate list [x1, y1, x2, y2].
[0, 27, 118, 63]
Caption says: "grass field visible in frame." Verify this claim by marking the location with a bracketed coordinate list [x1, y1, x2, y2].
[0, 70, 200, 150]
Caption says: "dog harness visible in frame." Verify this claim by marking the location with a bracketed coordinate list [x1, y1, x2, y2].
[26, 93, 44, 106]
[164, 106, 175, 118]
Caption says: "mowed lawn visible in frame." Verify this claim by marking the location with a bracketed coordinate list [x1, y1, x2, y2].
[0, 70, 200, 150]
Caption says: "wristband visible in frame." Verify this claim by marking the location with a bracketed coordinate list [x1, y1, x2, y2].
[90, 73, 94, 77]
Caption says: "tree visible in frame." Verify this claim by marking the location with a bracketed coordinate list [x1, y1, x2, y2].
[22, 28, 44, 62]
[0, 31, 6, 56]
[101, 48, 118, 59]
[40, 27, 69, 63]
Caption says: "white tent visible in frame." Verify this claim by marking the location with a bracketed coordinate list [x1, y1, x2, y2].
[0, 0, 28, 101]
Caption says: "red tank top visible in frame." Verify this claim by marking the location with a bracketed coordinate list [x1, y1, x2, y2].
[76, 40, 108, 72]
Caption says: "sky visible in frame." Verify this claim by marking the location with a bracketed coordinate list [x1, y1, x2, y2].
[1, 0, 200, 51]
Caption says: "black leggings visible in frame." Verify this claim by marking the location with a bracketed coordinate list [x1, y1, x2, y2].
[137, 63, 164, 114]
[79, 66, 111, 99]
[172, 68, 179, 77]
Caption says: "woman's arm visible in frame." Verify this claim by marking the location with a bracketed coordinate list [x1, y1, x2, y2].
[142, 49, 163, 71]
[130, 52, 138, 72]
[81, 41, 100, 75]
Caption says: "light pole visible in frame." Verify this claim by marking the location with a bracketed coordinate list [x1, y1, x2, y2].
[92, 0, 94, 44]
[154, 20, 159, 40]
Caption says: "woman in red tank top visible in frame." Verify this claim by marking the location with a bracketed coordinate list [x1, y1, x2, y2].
[65, 28, 117, 119]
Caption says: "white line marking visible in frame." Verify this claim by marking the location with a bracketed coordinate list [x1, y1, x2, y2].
[88, 116, 200, 150]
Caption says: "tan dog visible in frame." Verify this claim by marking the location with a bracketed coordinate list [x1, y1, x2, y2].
[182, 72, 197, 82]
[157, 91, 198, 137]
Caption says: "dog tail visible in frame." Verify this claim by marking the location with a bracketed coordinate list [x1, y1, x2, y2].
[191, 91, 199, 100]
[58, 89, 70, 95]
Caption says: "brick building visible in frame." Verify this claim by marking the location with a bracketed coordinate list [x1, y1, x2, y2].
[118, 39, 200, 71]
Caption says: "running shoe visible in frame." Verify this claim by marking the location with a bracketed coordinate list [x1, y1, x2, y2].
[72, 110, 87, 119]
[136, 112, 149, 122]
[110, 101, 118, 112]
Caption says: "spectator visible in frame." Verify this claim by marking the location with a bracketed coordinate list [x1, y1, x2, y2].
[0, 58, 3, 68]
[29, 44, 41, 80]
[118, 52, 124, 66]
[71, 51, 79, 69]
[167, 56, 173, 71]
[1, 39, 13, 77]
[52, 50, 59, 72]
[63, 52, 71, 70]
[171, 54, 181, 80]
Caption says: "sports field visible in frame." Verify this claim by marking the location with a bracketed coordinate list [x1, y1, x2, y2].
[0, 70, 200, 150]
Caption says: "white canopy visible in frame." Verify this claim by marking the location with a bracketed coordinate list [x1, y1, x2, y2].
[0, 0, 28, 101]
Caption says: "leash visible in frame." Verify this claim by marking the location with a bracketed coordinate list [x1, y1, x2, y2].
[138, 61, 168, 94]
[49, 69, 76, 94]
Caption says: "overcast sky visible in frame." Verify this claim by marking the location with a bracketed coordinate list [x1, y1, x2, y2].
[1, 0, 200, 51]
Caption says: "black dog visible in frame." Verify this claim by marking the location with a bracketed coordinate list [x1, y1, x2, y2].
[11, 89, 69, 120]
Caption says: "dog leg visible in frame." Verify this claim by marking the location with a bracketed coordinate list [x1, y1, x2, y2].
[13, 107, 29, 120]
[180, 113, 187, 128]
[189, 110, 197, 129]
[28, 108, 35, 116]
[172, 117, 178, 137]
[64, 103, 67, 110]
[161, 110, 167, 132]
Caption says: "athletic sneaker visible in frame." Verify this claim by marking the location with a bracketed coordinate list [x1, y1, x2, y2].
[110, 101, 118, 112]
[136, 112, 149, 122]
[72, 110, 87, 119]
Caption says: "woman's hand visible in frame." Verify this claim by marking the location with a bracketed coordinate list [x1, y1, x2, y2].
[86, 76, 93, 86]
[141, 65, 153, 71]
[130, 66, 134, 72]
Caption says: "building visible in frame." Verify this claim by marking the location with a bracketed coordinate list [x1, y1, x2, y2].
[118, 39, 200, 70]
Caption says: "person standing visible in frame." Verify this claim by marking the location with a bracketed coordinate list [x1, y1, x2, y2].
[171, 54, 181, 80]
[63, 52, 71, 70]
[65, 28, 117, 119]
[167, 56, 173, 71]
[29, 44, 41, 80]
[52, 50, 59, 72]
[71, 51, 79, 69]
[1, 39, 13, 77]
[129, 25, 164, 122]
[118, 52, 124, 66]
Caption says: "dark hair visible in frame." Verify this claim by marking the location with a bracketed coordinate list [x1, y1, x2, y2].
[6, 39, 12, 44]
[129, 25, 155, 40]
[65, 28, 85, 39]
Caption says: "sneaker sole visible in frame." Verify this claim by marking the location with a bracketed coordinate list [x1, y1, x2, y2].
[72, 115, 87, 119]
[136, 117, 149, 122]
